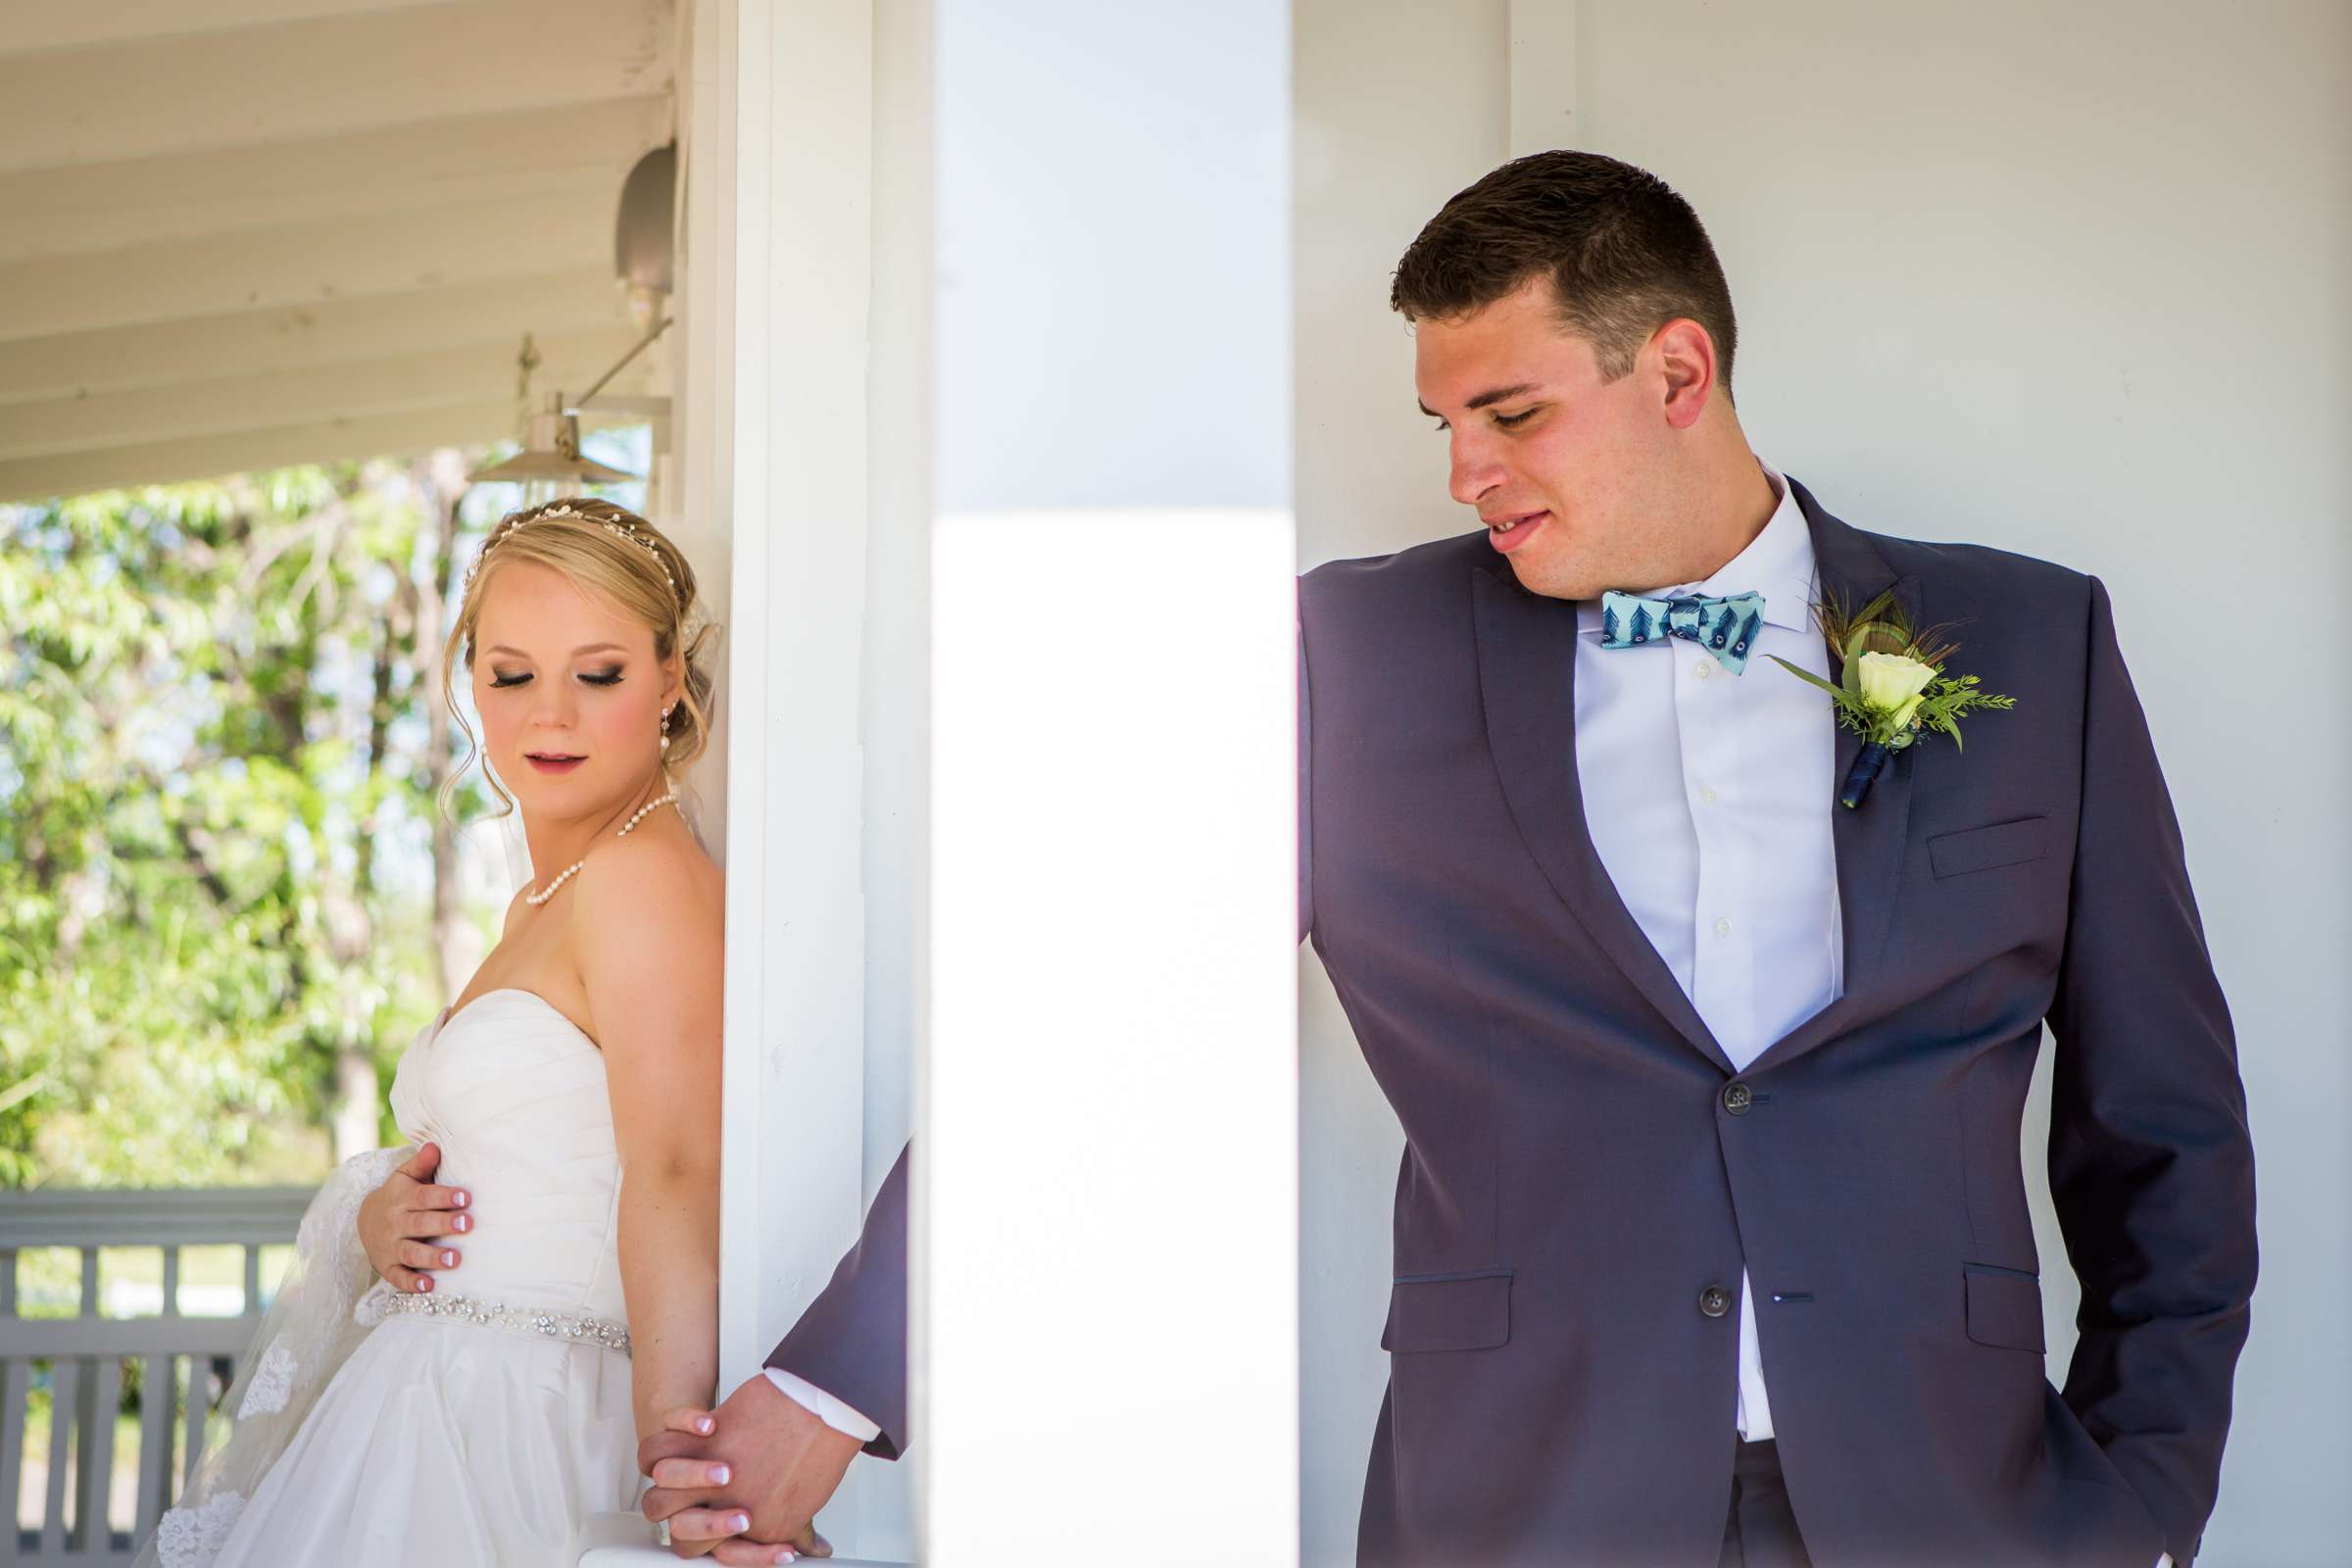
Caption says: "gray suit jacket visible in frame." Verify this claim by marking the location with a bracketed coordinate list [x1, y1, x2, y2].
[766, 1143, 909, 1459]
[1298, 478, 2254, 1566]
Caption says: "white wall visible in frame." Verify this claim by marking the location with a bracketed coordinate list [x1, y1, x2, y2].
[1292, 5, 1507, 1561]
[1294, 2, 2351, 1562]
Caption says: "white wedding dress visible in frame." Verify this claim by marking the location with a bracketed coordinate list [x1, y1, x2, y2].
[142, 989, 643, 1568]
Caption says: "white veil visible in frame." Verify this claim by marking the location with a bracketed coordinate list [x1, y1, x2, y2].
[134, 1147, 408, 1568]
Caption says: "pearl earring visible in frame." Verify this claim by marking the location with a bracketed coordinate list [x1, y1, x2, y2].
[660, 707, 673, 752]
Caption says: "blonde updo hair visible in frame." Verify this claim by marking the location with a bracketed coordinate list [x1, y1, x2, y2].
[439, 497, 719, 820]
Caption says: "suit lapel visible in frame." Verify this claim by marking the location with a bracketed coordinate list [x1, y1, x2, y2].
[1470, 564, 1737, 1076]
[1747, 479, 1919, 1075]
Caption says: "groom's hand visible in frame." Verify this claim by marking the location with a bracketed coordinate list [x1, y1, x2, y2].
[640, 1375, 857, 1564]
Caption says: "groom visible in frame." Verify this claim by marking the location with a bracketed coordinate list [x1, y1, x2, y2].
[642, 149, 2257, 1567]
[1296, 151, 2254, 1566]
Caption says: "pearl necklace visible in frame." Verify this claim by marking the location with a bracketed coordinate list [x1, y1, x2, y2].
[524, 788, 681, 906]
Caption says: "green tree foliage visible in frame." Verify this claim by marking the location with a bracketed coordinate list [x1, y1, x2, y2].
[0, 460, 495, 1188]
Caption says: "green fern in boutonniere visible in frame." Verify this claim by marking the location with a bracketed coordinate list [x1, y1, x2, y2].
[1765, 588, 2016, 808]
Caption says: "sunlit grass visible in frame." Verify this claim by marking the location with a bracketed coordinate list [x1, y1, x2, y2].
[12, 1245, 292, 1318]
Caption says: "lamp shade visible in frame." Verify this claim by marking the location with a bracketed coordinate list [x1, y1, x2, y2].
[469, 391, 639, 484]
[616, 145, 677, 299]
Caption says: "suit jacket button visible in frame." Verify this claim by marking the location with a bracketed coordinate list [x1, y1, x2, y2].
[1722, 1081, 1753, 1115]
[1700, 1286, 1733, 1318]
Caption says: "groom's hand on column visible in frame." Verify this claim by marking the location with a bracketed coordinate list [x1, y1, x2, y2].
[639, 1375, 856, 1564]
[357, 1142, 472, 1294]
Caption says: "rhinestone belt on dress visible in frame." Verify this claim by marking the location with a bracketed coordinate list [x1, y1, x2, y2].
[378, 1290, 632, 1357]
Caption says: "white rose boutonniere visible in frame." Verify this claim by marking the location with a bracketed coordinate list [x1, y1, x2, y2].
[1854, 651, 1938, 720]
[1768, 590, 2017, 808]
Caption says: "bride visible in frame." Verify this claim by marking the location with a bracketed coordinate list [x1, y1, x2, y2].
[142, 498, 735, 1567]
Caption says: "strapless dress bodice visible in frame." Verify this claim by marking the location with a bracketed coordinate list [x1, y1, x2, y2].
[387, 989, 625, 1323]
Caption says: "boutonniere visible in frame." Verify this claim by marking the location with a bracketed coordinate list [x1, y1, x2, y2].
[1766, 589, 2016, 808]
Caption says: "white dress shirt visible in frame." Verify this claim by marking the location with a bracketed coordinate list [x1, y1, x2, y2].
[763, 1366, 882, 1444]
[1571, 462, 1838, 1445]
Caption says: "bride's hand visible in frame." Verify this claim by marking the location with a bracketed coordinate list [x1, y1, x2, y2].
[356, 1142, 473, 1294]
[640, 1407, 739, 1559]
[640, 1388, 841, 1564]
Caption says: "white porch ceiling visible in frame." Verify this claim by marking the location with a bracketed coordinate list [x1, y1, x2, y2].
[0, 0, 676, 503]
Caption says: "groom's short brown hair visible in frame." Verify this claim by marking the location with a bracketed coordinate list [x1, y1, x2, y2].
[1391, 150, 1740, 401]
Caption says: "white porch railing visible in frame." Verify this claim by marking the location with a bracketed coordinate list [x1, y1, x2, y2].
[0, 1193, 871, 1568]
[0, 1187, 311, 1563]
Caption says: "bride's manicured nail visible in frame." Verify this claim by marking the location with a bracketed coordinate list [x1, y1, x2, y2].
[441, 1251, 457, 1267]
[710, 1464, 730, 1485]
[695, 1417, 714, 1435]
[416, 1276, 433, 1293]
[453, 1215, 470, 1232]
[453, 1191, 468, 1206]
[729, 1513, 750, 1533]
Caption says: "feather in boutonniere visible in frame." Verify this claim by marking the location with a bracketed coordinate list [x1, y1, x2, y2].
[1767, 588, 2016, 808]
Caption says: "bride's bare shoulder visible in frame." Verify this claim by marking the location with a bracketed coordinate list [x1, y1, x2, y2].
[565, 821, 721, 1041]
[570, 815, 721, 923]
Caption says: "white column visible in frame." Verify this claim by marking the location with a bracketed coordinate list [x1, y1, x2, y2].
[831, 0, 934, 1555]
[925, 1, 1298, 1562]
[710, 0, 875, 1391]
[594, 15, 909, 1561]
[675, 0, 906, 1561]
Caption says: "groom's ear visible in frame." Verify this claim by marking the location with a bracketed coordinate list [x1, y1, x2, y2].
[1652, 318, 1719, 430]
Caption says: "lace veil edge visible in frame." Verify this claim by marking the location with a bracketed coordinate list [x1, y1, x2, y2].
[132, 1146, 410, 1568]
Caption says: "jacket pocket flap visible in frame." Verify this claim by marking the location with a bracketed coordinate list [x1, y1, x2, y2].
[1930, 815, 2051, 879]
[1382, 1270, 1512, 1353]
[1964, 1265, 2046, 1351]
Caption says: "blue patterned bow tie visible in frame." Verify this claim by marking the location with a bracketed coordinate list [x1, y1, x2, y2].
[1598, 589, 1766, 675]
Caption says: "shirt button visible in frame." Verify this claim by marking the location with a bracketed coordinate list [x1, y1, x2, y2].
[1693, 660, 1714, 680]
[1699, 785, 1719, 806]
[1714, 916, 1733, 938]
[1700, 1286, 1733, 1318]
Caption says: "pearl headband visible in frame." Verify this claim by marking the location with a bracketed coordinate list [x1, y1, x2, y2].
[462, 502, 677, 598]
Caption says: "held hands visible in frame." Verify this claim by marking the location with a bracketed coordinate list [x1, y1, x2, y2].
[356, 1142, 472, 1294]
[639, 1374, 858, 1564]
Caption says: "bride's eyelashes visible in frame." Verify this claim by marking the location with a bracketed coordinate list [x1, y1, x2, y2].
[486, 667, 627, 689]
